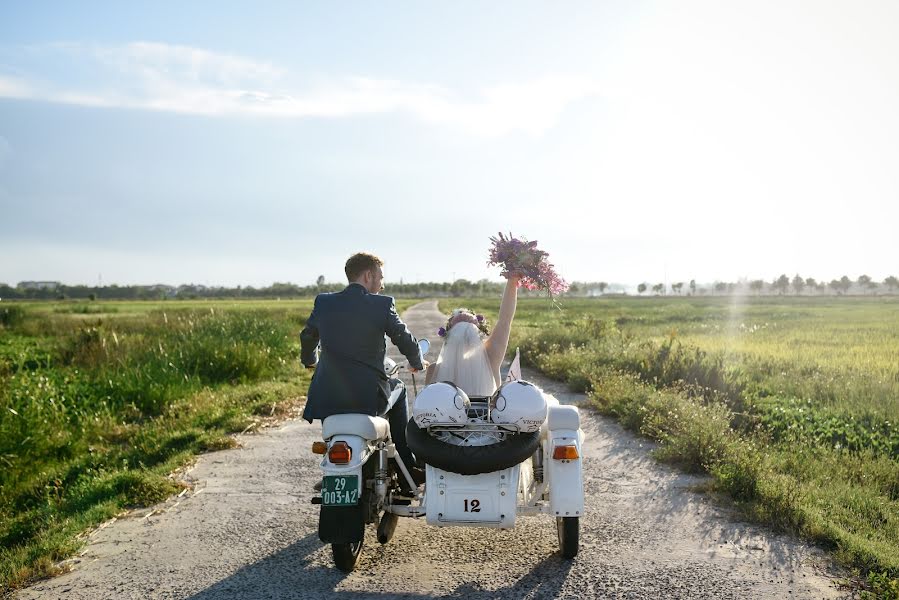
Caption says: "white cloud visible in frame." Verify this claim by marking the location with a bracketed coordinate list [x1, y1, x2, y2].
[0, 75, 32, 98]
[0, 42, 599, 136]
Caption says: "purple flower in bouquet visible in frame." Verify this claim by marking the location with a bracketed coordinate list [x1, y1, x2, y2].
[437, 326, 447, 337]
[487, 232, 569, 301]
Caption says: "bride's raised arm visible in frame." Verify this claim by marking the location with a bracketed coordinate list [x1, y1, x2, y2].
[485, 275, 520, 373]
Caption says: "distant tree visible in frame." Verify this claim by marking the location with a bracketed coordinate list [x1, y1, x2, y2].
[805, 277, 817, 290]
[671, 282, 684, 294]
[689, 279, 696, 295]
[637, 283, 647, 295]
[857, 274, 878, 293]
[749, 280, 764, 295]
[885, 275, 899, 292]
[714, 281, 727, 293]
[840, 275, 852, 294]
[791, 274, 805, 295]
[652, 283, 664, 295]
[773, 274, 790, 295]
[598, 282, 608, 294]
[828, 279, 842, 294]
[316, 275, 325, 287]
[450, 279, 473, 297]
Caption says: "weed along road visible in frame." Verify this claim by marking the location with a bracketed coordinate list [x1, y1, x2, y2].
[16, 301, 845, 599]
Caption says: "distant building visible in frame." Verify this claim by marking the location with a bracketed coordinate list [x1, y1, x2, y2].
[17, 281, 60, 290]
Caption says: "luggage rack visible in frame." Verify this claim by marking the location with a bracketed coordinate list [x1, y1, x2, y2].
[425, 399, 522, 446]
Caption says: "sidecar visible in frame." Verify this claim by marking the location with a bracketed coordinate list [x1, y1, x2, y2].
[403, 381, 585, 558]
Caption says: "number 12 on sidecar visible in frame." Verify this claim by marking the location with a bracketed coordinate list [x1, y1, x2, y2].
[310, 346, 585, 572]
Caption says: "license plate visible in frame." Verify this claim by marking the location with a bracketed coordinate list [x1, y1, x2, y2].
[322, 475, 359, 506]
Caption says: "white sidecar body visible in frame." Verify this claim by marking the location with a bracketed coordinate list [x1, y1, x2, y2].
[420, 387, 585, 529]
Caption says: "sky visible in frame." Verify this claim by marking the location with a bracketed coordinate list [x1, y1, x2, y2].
[1, 1, 897, 288]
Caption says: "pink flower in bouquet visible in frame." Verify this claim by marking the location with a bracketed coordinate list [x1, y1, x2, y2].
[487, 232, 569, 301]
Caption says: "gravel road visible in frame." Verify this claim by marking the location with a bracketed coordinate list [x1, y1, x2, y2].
[15, 300, 848, 599]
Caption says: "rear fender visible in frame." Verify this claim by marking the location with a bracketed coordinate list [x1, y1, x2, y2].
[321, 435, 377, 501]
[318, 435, 375, 543]
[546, 428, 585, 517]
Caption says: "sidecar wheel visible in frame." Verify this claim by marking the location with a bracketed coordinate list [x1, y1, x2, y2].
[332, 539, 363, 572]
[406, 420, 539, 475]
[556, 516, 579, 559]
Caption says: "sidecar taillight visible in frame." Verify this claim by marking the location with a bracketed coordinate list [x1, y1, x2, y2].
[552, 444, 579, 460]
[327, 441, 352, 464]
[311, 441, 326, 454]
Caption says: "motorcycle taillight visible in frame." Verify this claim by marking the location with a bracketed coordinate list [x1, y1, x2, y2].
[327, 441, 352, 464]
[552, 444, 579, 460]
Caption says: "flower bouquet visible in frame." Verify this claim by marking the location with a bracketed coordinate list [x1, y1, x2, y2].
[487, 232, 568, 301]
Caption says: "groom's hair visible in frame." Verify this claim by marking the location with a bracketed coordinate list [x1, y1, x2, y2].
[345, 252, 384, 282]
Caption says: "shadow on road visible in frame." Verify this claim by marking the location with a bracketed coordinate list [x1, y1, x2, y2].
[484, 552, 576, 599]
[185, 533, 345, 599]
[186, 531, 575, 600]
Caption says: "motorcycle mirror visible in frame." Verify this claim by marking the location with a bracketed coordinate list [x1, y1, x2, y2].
[418, 339, 430, 356]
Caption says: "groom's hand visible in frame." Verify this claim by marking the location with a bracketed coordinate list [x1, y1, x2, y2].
[409, 360, 430, 373]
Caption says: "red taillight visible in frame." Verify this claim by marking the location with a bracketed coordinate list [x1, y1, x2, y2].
[311, 441, 326, 454]
[327, 441, 352, 464]
[552, 444, 579, 460]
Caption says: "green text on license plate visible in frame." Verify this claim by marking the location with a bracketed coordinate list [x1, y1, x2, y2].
[322, 475, 359, 506]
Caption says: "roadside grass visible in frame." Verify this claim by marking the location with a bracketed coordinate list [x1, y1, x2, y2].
[439, 296, 899, 596]
[0, 301, 320, 592]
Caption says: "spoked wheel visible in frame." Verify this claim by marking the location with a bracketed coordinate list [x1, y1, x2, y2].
[332, 539, 363, 572]
[556, 516, 579, 559]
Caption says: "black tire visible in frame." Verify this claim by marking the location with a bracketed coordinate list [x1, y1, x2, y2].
[332, 540, 363, 572]
[406, 420, 540, 476]
[557, 516, 579, 559]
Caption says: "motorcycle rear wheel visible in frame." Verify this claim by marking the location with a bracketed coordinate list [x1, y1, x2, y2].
[332, 539, 363, 572]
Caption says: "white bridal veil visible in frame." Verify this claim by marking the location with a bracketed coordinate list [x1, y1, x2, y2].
[433, 322, 499, 397]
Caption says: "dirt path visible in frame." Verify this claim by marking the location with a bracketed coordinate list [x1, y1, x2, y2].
[16, 300, 846, 599]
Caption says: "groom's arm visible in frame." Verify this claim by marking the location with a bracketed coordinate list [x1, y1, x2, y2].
[299, 297, 321, 368]
[384, 298, 424, 370]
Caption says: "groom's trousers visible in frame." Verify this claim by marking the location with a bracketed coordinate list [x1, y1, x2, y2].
[382, 380, 417, 470]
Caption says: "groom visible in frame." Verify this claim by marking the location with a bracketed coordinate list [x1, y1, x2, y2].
[300, 252, 427, 484]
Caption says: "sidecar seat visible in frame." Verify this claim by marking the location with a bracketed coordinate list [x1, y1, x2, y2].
[321, 414, 390, 441]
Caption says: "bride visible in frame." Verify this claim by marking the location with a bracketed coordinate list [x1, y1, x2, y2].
[425, 274, 520, 396]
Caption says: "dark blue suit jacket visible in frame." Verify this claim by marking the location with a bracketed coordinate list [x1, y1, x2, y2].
[300, 284, 424, 422]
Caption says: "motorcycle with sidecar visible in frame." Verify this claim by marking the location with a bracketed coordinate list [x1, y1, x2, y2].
[310, 339, 585, 572]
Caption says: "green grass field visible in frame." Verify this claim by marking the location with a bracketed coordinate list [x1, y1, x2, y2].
[0, 297, 432, 592]
[3, 295, 898, 596]
[441, 296, 899, 597]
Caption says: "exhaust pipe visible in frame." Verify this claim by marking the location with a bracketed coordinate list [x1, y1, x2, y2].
[377, 511, 399, 544]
